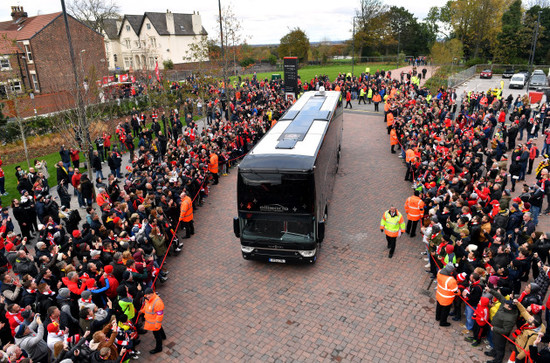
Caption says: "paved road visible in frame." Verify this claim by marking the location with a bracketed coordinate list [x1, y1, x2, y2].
[454, 73, 548, 104]
[136, 108, 487, 362]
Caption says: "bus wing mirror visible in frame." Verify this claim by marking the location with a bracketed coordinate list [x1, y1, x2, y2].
[233, 217, 241, 238]
[318, 221, 325, 242]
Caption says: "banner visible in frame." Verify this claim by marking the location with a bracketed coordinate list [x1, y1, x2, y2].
[120, 74, 129, 82]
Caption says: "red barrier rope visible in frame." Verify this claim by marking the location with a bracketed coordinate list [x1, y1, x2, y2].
[429, 253, 533, 362]
[119, 150, 248, 360]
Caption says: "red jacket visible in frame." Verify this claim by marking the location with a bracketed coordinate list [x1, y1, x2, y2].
[100, 274, 119, 299]
[6, 311, 23, 336]
[61, 276, 86, 296]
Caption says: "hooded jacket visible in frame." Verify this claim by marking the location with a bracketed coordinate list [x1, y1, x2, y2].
[489, 289, 519, 335]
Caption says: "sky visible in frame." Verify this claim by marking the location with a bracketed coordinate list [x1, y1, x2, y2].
[0, 0, 442, 44]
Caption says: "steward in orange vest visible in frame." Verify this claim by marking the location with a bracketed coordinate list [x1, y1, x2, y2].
[404, 190, 425, 238]
[436, 263, 458, 327]
[179, 190, 194, 238]
[386, 112, 394, 135]
[390, 127, 399, 154]
[209, 149, 219, 185]
[141, 288, 166, 354]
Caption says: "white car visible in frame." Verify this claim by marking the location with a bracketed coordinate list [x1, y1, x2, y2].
[509, 73, 526, 89]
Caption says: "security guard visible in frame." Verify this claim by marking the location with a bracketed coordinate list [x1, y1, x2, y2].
[380, 206, 406, 258]
[141, 287, 166, 354]
[404, 190, 425, 238]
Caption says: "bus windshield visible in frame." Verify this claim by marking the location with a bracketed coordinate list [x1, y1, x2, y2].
[241, 214, 314, 243]
[237, 172, 314, 213]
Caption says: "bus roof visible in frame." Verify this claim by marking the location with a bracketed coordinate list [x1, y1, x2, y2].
[239, 90, 340, 172]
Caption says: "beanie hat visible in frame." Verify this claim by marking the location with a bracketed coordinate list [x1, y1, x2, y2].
[20, 310, 32, 320]
[113, 217, 121, 225]
[144, 287, 154, 295]
[58, 288, 70, 300]
[15, 323, 27, 338]
[512, 203, 520, 210]
[456, 272, 467, 283]
[72, 230, 81, 238]
[47, 323, 59, 333]
[90, 250, 101, 258]
[104, 265, 113, 274]
[445, 244, 454, 255]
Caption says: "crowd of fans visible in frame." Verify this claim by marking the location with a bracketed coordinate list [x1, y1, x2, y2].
[4, 65, 550, 362]
[0, 75, 295, 362]
[383, 74, 550, 362]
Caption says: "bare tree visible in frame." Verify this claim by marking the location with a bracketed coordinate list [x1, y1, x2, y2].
[527, 0, 550, 7]
[67, 0, 120, 33]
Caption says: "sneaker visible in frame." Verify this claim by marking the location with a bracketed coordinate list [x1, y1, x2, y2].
[134, 351, 141, 355]
[459, 323, 466, 328]
[464, 337, 475, 343]
[130, 354, 139, 360]
[461, 329, 471, 335]
[471, 341, 480, 347]
[485, 344, 492, 350]
[452, 316, 461, 321]
[423, 257, 429, 261]
[482, 339, 489, 345]
[424, 263, 430, 268]
[175, 247, 182, 252]
[420, 251, 427, 255]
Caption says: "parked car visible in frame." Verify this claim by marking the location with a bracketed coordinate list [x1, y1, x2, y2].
[518, 70, 531, 79]
[529, 72, 548, 89]
[509, 73, 527, 89]
[502, 68, 515, 78]
[480, 69, 493, 79]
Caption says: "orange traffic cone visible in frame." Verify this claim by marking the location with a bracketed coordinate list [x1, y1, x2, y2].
[507, 351, 516, 363]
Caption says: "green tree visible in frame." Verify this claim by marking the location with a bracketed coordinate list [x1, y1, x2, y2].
[388, 6, 436, 56]
[278, 28, 310, 62]
[354, 0, 388, 57]
[431, 39, 464, 64]
[494, 0, 525, 62]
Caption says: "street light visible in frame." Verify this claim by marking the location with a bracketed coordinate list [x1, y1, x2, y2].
[527, 10, 542, 90]
[351, 16, 360, 77]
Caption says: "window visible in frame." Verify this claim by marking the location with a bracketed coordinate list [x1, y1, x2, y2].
[10, 80, 22, 92]
[124, 39, 131, 49]
[141, 40, 146, 48]
[124, 57, 132, 69]
[0, 57, 10, 71]
[150, 37, 157, 48]
[126, 25, 130, 31]
[146, 23, 151, 30]
[31, 73, 39, 92]
[24, 44, 32, 62]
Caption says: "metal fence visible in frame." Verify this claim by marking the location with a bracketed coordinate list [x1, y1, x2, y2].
[447, 65, 476, 89]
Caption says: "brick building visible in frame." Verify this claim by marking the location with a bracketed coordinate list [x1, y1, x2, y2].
[0, 6, 107, 98]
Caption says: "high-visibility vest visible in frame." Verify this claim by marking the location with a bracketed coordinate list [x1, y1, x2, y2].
[179, 196, 193, 222]
[386, 112, 394, 127]
[405, 149, 416, 163]
[209, 153, 219, 174]
[390, 129, 398, 146]
[404, 195, 424, 221]
[360, 88, 366, 97]
[436, 272, 458, 306]
[367, 89, 373, 98]
[142, 294, 164, 331]
[380, 211, 405, 237]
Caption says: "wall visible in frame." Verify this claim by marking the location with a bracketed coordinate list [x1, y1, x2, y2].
[30, 15, 108, 94]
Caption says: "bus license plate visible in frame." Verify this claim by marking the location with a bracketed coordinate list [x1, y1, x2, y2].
[269, 258, 286, 263]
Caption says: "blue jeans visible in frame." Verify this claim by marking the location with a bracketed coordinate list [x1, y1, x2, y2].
[532, 205, 541, 225]
[115, 167, 121, 178]
[519, 127, 525, 140]
[543, 142, 550, 156]
[95, 170, 104, 180]
[465, 305, 475, 331]
[76, 190, 84, 207]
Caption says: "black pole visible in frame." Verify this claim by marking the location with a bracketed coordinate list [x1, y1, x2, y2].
[218, 0, 230, 122]
[60, 0, 91, 173]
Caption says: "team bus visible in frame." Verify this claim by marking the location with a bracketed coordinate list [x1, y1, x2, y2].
[233, 89, 343, 263]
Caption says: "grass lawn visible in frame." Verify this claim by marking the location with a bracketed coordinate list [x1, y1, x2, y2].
[232, 62, 398, 83]
[1, 115, 202, 204]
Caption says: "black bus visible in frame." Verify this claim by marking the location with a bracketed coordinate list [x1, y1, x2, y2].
[233, 89, 343, 263]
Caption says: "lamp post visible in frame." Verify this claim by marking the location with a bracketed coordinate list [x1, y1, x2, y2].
[351, 15, 360, 77]
[218, 0, 230, 122]
[527, 10, 542, 91]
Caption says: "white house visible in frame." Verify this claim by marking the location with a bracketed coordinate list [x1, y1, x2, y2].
[103, 10, 208, 72]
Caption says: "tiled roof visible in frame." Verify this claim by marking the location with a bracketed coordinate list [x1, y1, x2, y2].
[0, 12, 61, 41]
[102, 18, 120, 39]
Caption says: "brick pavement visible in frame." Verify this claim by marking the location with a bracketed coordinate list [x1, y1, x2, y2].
[137, 109, 488, 362]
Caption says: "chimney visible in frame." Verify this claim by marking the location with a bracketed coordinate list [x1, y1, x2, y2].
[192, 11, 202, 35]
[11, 6, 28, 22]
[166, 10, 175, 35]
